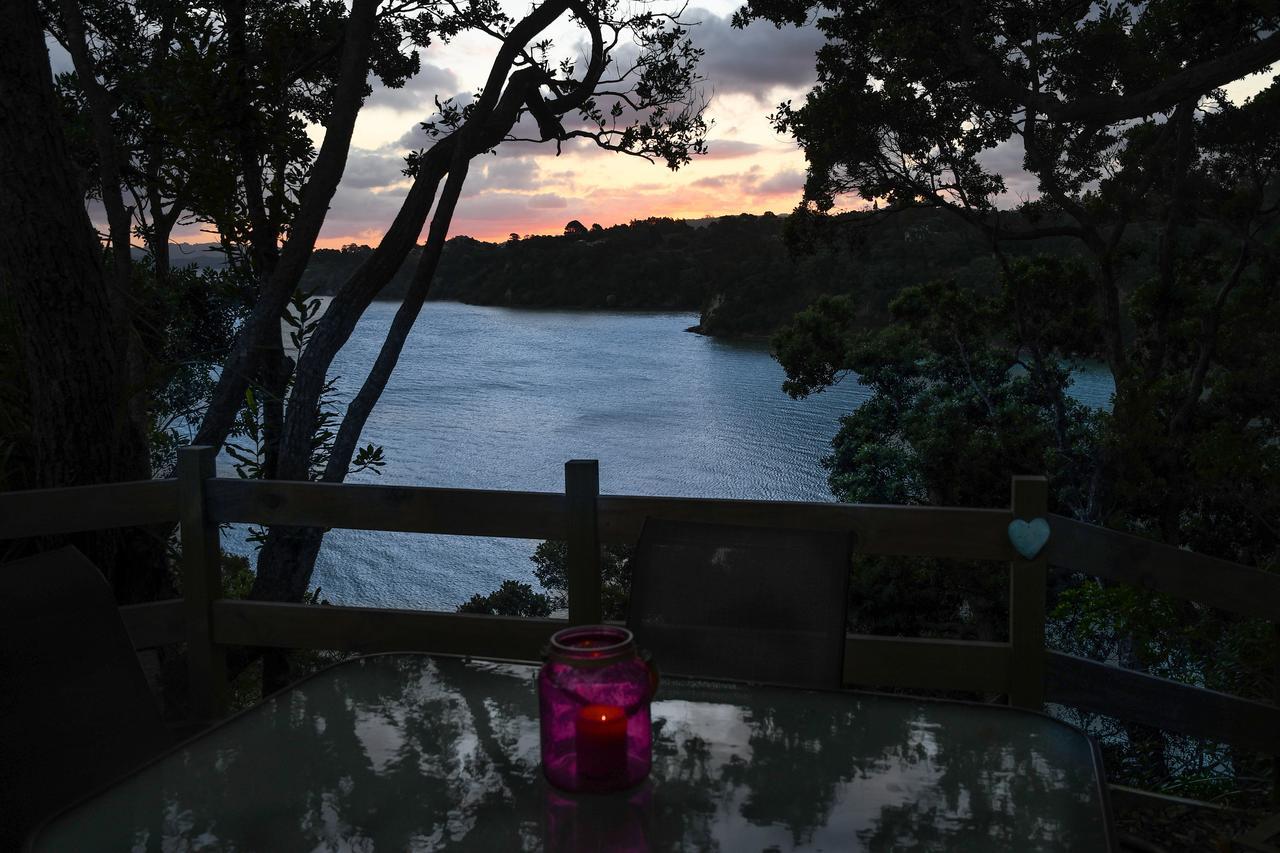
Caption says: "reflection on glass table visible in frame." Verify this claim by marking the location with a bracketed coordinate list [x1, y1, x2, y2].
[31, 654, 1114, 851]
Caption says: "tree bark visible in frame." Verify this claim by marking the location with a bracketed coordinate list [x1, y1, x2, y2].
[271, 147, 452, 481]
[250, 143, 477, 604]
[55, 0, 155, 452]
[0, 0, 164, 602]
[270, 0, 604, 484]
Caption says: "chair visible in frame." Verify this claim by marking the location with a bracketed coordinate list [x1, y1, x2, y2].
[626, 518, 854, 689]
[0, 546, 175, 848]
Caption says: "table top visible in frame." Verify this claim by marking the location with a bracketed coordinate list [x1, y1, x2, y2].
[34, 654, 1113, 851]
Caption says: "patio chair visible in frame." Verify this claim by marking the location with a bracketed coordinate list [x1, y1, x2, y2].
[626, 518, 854, 689]
[0, 546, 175, 848]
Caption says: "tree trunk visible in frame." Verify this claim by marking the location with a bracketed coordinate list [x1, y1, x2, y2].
[0, 0, 164, 602]
[193, 0, 380, 453]
[250, 2, 602, 608]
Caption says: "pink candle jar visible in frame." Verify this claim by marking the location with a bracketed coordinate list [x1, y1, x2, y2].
[539, 625, 656, 793]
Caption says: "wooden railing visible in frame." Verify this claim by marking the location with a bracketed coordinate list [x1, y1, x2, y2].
[2, 446, 1278, 766]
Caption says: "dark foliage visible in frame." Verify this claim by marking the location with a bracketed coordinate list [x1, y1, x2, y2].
[457, 580, 553, 618]
[750, 0, 1280, 803]
[302, 209, 1086, 338]
[465, 541, 634, 620]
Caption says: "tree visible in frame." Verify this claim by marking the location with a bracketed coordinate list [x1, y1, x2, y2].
[248, 0, 707, 632]
[463, 541, 633, 619]
[5, 0, 704, 626]
[45, 0, 426, 480]
[0, 0, 424, 598]
[457, 580, 552, 618]
[0, 0, 160, 600]
[748, 0, 1280, 796]
[536, 541, 634, 621]
[564, 219, 588, 237]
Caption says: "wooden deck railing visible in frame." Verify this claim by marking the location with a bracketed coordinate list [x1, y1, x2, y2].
[2, 445, 1278, 766]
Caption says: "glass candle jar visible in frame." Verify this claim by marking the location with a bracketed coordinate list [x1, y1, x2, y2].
[539, 625, 656, 793]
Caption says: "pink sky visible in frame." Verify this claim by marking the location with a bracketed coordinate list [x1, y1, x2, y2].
[176, 2, 826, 247]
[79, 3, 1274, 249]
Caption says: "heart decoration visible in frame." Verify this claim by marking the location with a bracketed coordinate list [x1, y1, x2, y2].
[1008, 517, 1051, 560]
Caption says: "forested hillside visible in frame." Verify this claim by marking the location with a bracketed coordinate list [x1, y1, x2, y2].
[300, 210, 1090, 338]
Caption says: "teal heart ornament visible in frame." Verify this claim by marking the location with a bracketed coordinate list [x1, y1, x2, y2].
[1008, 517, 1051, 560]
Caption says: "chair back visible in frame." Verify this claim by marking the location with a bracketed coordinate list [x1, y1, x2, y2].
[627, 519, 853, 689]
[0, 547, 173, 847]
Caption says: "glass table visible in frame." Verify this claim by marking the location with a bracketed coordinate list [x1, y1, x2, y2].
[32, 654, 1114, 851]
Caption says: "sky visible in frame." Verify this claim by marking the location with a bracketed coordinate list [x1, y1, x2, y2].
[56, 3, 1276, 248]
[286, 2, 1279, 249]
[297, 0, 824, 247]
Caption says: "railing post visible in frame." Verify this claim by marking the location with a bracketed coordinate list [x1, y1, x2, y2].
[565, 460, 602, 625]
[178, 445, 226, 719]
[1273, 622, 1280, 806]
[1009, 475, 1048, 708]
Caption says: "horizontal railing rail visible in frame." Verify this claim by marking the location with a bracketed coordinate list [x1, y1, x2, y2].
[1047, 516, 1280, 620]
[5, 478, 1276, 617]
[1045, 651, 1280, 756]
[205, 479, 570, 541]
[2, 447, 1276, 769]
[212, 599, 565, 662]
[598, 495, 1014, 559]
[0, 479, 179, 539]
[842, 635, 1012, 693]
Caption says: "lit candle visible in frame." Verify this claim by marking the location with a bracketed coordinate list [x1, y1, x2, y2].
[575, 704, 628, 780]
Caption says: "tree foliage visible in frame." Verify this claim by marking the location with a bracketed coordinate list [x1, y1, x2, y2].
[302, 208, 1089, 336]
[457, 579, 553, 618]
[748, 0, 1280, 799]
[464, 541, 633, 620]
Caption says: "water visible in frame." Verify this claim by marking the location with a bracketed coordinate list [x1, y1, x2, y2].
[222, 301, 1113, 610]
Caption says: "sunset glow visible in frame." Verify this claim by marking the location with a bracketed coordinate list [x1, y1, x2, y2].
[161, 3, 1278, 249]
[176, 1, 823, 247]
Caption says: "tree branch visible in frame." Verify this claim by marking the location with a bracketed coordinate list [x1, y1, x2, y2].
[194, 0, 380, 451]
[965, 31, 1280, 125]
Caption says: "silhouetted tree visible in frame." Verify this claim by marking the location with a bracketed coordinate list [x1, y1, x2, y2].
[242, 0, 707, 686]
[749, 0, 1280, 794]
[457, 580, 552, 618]
[0, 0, 159, 598]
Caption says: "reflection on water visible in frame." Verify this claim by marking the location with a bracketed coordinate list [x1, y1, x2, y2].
[37, 656, 1108, 851]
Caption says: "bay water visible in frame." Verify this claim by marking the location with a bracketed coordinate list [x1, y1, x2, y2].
[222, 301, 1114, 610]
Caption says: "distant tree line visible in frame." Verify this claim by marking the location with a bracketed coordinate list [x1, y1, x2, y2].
[303, 208, 1092, 338]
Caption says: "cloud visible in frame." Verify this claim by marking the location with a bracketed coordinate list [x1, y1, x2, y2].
[462, 156, 545, 195]
[367, 62, 460, 113]
[527, 193, 568, 209]
[393, 93, 475, 149]
[317, 181, 420, 242]
[701, 139, 765, 160]
[753, 169, 804, 195]
[341, 150, 410, 189]
[687, 8, 823, 101]
[451, 192, 580, 223]
[975, 136, 1038, 202]
[686, 165, 801, 198]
